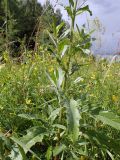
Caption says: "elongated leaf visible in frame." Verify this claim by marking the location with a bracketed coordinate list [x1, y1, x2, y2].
[106, 150, 115, 160]
[11, 127, 47, 157]
[84, 130, 120, 154]
[65, 6, 73, 18]
[74, 77, 84, 84]
[66, 99, 80, 142]
[82, 49, 91, 55]
[52, 16, 57, 37]
[57, 67, 65, 89]
[71, 151, 79, 159]
[48, 31, 57, 47]
[9, 146, 23, 160]
[78, 141, 89, 146]
[58, 38, 70, 51]
[76, 24, 81, 37]
[10, 137, 41, 160]
[46, 67, 65, 90]
[53, 144, 66, 156]
[69, 0, 74, 7]
[26, 134, 44, 150]
[49, 108, 62, 122]
[76, 5, 92, 16]
[61, 45, 69, 58]
[46, 71, 56, 87]
[18, 145, 28, 160]
[18, 114, 41, 120]
[20, 126, 47, 150]
[18, 114, 47, 126]
[46, 146, 53, 160]
[61, 152, 64, 160]
[56, 22, 65, 35]
[59, 29, 70, 40]
[53, 124, 66, 130]
[96, 111, 120, 130]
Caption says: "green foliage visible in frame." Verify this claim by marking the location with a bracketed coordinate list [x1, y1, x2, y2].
[66, 99, 80, 142]
[0, 0, 120, 160]
[0, 54, 120, 159]
[0, 0, 63, 55]
[97, 111, 120, 130]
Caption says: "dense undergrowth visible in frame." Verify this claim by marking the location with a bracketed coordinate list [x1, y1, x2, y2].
[0, 0, 120, 159]
[0, 53, 120, 160]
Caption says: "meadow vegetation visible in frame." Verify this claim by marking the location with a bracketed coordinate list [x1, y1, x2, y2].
[0, 0, 120, 160]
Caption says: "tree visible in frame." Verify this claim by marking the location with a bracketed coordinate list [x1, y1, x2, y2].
[0, 0, 64, 56]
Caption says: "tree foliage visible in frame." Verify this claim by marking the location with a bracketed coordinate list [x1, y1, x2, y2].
[0, 0, 63, 55]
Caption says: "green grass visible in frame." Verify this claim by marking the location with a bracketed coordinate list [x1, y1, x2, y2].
[0, 54, 120, 159]
[0, 0, 120, 159]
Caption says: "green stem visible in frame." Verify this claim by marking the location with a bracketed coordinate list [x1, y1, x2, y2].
[5, 0, 8, 51]
[63, 0, 78, 91]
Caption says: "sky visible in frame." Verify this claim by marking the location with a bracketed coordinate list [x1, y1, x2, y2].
[38, 0, 120, 55]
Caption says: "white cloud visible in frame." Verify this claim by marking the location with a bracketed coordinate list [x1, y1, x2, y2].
[38, 0, 47, 5]
[38, 0, 120, 54]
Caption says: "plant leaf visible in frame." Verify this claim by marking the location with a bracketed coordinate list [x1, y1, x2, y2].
[53, 124, 66, 130]
[106, 150, 115, 160]
[61, 45, 69, 58]
[76, 5, 92, 16]
[65, 6, 73, 18]
[11, 127, 47, 155]
[46, 71, 56, 87]
[96, 111, 120, 130]
[58, 38, 70, 51]
[20, 126, 47, 149]
[49, 108, 62, 122]
[56, 22, 65, 35]
[10, 136, 41, 160]
[84, 130, 120, 154]
[48, 31, 57, 47]
[53, 144, 66, 156]
[57, 67, 65, 89]
[18, 114, 41, 120]
[80, 48, 91, 55]
[18, 145, 28, 160]
[59, 29, 70, 40]
[8, 146, 23, 160]
[69, 0, 74, 7]
[46, 146, 53, 160]
[18, 114, 47, 125]
[66, 99, 80, 142]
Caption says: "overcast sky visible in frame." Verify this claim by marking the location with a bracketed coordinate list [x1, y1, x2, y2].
[38, 0, 120, 55]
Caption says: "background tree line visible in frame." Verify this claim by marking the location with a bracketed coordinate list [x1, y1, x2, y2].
[0, 0, 64, 56]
